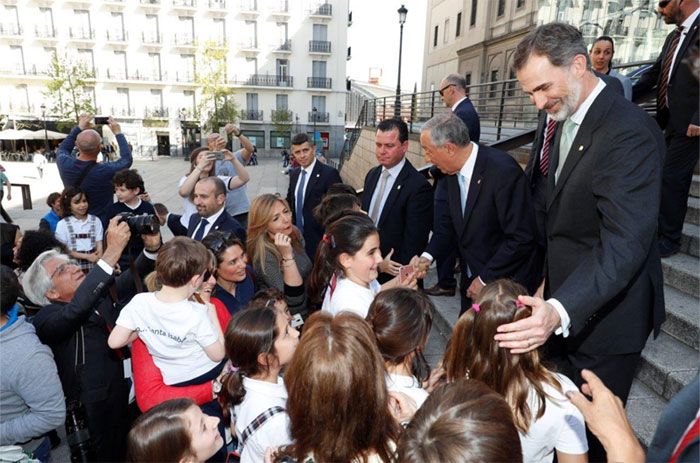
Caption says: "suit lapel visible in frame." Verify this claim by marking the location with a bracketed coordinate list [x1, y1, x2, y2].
[446, 175, 464, 229]
[303, 162, 322, 212]
[363, 167, 381, 211]
[671, 18, 699, 80]
[461, 150, 486, 233]
[377, 160, 412, 226]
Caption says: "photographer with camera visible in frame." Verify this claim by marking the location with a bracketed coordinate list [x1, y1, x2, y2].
[23, 217, 161, 462]
[57, 115, 133, 222]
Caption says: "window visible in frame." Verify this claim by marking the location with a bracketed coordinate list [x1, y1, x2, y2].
[489, 70, 500, 98]
[465, 73, 472, 87]
[39, 8, 54, 36]
[149, 53, 161, 79]
[111, 12, 125, 39]
[179, 54, 195, 81]
[497, 0, 506, 17]
[73, 9, 91, 38]
[213, 18, 225, 45]
[179, 16, 194, 41]
[443, 19, 449, 43]
[12, 84, 29, 111]
[245, 57, 258, 75]
[517, 0, 525, 7]
[116, 88, 130, 115]
[246, 93, 258, 111]
[312, 23, 328, 41]
[9, 45, 25, 73]
[241, 130, 265, 149]
[277, 22, 288, 43]
[245, 20, 257, 47]
[456, 12, 462, 37]
[114, 50, 127, 78]
[507, 69, 517, 96]
[183, 90, 196, 115]
[42, 47, 57, 73]
[433, 25, 438, 46]
[270, 131, 291, 149]
[150, 89, 163, 110]
[312, 95, 326, 113]
[276, 59, 289, 79]
[470, 0, 478, 26]
[276, 94, 288, 110]
[77, 49, 94, 73]
[312, 60, 326, 78]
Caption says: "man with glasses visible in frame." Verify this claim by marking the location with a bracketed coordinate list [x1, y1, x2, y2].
[633, 0, 699, 257]
[23, 217, 161, 462]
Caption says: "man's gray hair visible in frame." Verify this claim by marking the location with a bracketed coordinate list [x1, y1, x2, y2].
[421, 113, 471, 148]
[75, 129, 102, 155]
[443, 73, 467, 91]
[22, 249, 68, 306]
[512, 23, 591, 72]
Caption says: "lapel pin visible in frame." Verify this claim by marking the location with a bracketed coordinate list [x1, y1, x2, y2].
[578, 145, 583, 151]
[477, 179, 481, 185]
[316, 174, 320, 178]
[397, 185, 402, 190]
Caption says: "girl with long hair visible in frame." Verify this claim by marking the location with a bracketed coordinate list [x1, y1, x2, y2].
[247, 194, 312, 317]
[366, 288, 434, 408]
[307, 213, 414, 318]
[442, 279, 588, 463]
[126, 398, 224, 463]
[218, 303, 299, 463]
[274, 312, 400, 463]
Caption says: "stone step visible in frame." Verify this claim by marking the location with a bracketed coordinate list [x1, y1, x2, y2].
[661, 252, 699, 298]
[691, 175, 700, 198]
[661, 285, 700, 350]
[626, 379, 666, 449]
[687, 196, 700, 226]
[636, 331, 699, 402]
[681, 222, 699, 258]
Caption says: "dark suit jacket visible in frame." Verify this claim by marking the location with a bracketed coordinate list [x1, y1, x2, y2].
[545, 84, 665, 355]
[454, 97, 481, 143]
[287, 160, 342, 258]
[362, 159, 433, 271]
[187, 209, 246, 243]
[633, 16, 699, 134]
[426, 144, 540, 292]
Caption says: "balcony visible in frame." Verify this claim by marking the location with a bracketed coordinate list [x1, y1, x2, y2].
[307, 76, 332, 89]
[0, 64, 26, 75]
[238, 39, 259, 52]
[173, 32, 196, 48]
[271, 109, 293, 122]
[233, 74, 293, 87]
[175, 70, 196, 83]
[270, 0, 289, 16]
[309, 3, 332, 18]
[173, 0, 197, 7]
[139, 0, 161, 7]
[68, 27, 95, 43]
[103, 0, 126, 9]
[207, 0, 226, 9]
[242, 109, 263, 121]
[130, 69, 165, 81]
[105, 29, 128, 44]
[110, 106, 136, 117]
[238, 0, 258, 16]
[34, 25, 56, 40]
[141, 31, 162, 45]
[308, 111, 329, 123]
[26, 64, 50, 76]
[144, 107, 169, 118]
[8, 104, 35, 115]
[274, 39, 292, 53]
[308, 40, 331, 54]
[0, 23, 22, 36]
[105, 68, 128, 80]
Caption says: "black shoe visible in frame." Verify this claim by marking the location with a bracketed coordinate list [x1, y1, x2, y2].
[423, 284, 456, 297]
[658, 239, 680, 258]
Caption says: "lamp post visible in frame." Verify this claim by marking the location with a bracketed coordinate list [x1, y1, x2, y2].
[394, 4, 407, 119]
[312, 106, 317, 146]
[40, 103, 49, 153]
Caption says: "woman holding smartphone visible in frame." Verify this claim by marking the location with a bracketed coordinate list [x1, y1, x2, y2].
[172, 147, 250, 235]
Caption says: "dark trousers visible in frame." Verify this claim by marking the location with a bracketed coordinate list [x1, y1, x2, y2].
[457, 273, 473, 316]
[659, 132, 700, 244]
[83, 378, 130, 462]
[167, 214, 188, 237]
[546, 341, 642, 463]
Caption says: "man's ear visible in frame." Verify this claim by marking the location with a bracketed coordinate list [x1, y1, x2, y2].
[45, 287, 59, 301]
[571, 53, 588, 77]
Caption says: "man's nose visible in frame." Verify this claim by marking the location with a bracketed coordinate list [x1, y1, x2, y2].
[533, 93, 547, 110]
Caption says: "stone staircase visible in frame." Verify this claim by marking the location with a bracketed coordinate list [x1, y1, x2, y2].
[626, 175, 700, 447]
[426, 175, 700, 449]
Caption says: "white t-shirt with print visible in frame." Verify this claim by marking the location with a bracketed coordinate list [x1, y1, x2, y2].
[386, 373, 429, 409]
[321, 277, 381, 318]
[520, 372, 588, 463]
[115, 292, 220, 385]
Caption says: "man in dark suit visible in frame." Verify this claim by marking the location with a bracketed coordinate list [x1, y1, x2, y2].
[287, 133, 342, 259]
[498, 23, 665, 461]
[361, 119, 432, 283]
[414, 113, 539, 314]
[187, 176, 246, 243]
[633, 0, 699, 257]
[424, 73, 483, 297]
[26, 218, 160, 462]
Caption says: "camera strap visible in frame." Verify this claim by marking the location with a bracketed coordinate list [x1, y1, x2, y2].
[73, 161, 97, 188]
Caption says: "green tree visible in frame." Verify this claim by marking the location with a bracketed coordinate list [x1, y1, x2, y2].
[271, 108, 293, 133]
[196, 40, 238, 132]
[44, 53, 96, 126]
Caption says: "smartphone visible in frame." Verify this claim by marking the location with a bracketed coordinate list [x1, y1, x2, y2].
[291, 313, 304, 329]
[399, 264, 414, 283]
[94, 116, 109, 125]
[208, 151, 225, 161]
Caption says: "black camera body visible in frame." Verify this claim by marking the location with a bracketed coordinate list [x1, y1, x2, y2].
[117, 212, 160, 235]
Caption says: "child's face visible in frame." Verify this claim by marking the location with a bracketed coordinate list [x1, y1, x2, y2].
[114, 185, 139, 204]
[273, 310, 299, 368]
[182, 405, 223, 462]
[70, 194, 88, 217]
[340, 232, 382, 287]
[51, 198, 62, 214]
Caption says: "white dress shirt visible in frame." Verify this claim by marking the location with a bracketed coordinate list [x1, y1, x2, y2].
[367, 157, 406, 223]
[668, 7, 700, 86]
[191, 205, 226, 239]
[451, 96, 468, 112]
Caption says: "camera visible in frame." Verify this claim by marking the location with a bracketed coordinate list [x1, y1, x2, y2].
[65, 400, 94, 463]
[207, 151, 225, 161]
[117, 212, 160, 235]
[94, 116, 109, 125]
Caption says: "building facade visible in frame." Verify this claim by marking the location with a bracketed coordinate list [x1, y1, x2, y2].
[0, 0, 348, 158]
[423, 0, 673, 92]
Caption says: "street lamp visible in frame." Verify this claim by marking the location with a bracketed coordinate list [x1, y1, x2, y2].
[312, 106, 318, 146]
[40, 103, 49, 153]
[394, 4, 408, 119]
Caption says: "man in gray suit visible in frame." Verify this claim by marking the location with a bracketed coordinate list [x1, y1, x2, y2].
[495, 23, 666, 460]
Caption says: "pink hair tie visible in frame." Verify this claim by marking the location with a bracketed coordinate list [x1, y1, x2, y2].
[515, 299, 525, 309]
[471, 303, 481, 313]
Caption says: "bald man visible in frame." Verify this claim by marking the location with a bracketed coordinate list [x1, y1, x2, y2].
[57, 115, 133, 220]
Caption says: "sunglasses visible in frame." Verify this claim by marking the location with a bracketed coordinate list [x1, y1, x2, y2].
[50, 259, 80, 279]
[438, 84, 454, 96]
[658, 0, 671, 7]
[206, 230, 234, 255]
[202, 267, 216, 281]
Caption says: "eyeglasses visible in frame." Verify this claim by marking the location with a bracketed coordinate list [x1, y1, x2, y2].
[438, 84, 454, 96]
[658, 0, 671, 7]
[50, 259, 80, 279]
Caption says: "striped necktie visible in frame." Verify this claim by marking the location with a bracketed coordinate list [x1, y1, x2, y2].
[539, 118, 557, 177]
[658, 26, 684, 110]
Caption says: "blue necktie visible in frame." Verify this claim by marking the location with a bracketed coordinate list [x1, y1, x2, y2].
[295, 170, 307, 232]
[457, 173, 468, 217]
[193, 218, 208, 241]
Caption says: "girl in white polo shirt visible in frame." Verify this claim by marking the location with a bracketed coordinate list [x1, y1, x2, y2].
[219, 298, 299, 463]
[366, 287, 435, 409]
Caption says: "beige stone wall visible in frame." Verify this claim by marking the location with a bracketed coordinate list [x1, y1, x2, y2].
[339, 128, 429, 190]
